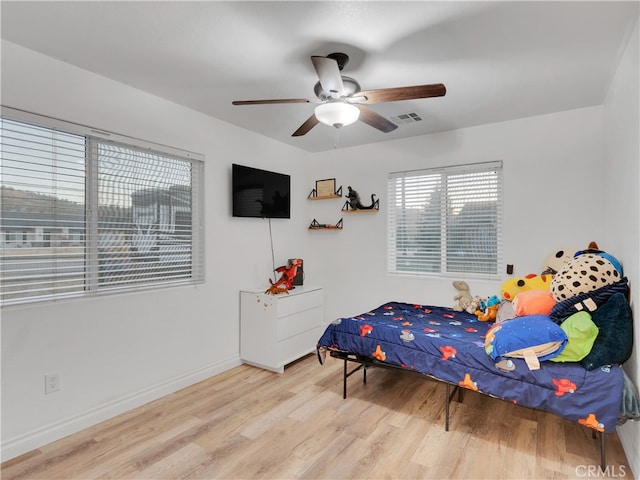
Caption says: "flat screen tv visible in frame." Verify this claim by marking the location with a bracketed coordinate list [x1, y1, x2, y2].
[232, 164, 291, 218]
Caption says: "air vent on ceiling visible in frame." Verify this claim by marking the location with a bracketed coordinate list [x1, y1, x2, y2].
[390, 112, 423, 124]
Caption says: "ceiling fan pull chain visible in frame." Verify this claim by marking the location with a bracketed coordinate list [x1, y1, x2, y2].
[334, 128, 340, 149]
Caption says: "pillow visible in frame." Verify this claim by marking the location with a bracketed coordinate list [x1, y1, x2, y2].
[513, 290, 556, 317]
[485, 315, 567, 370]
[551, 252, 622, 302]
[550, 311, 599, 362]
[496, 300, 516, 323]
[581, 293, 633, 370]
[549, 277, 629, 324]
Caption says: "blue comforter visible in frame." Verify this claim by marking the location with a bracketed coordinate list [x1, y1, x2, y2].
[317, 302, 624, 433]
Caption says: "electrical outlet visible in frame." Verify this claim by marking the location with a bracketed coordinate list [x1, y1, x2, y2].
[45, 373, 60, 394]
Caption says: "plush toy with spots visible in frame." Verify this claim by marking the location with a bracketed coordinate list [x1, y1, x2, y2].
[550, 248, 623, 302]
[500, 274, 554, 301]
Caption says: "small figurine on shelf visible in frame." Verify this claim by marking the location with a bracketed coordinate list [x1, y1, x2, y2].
[265, 258, 303, 295]
[343, 186, 379, 211]
[309, 218, 343, 229]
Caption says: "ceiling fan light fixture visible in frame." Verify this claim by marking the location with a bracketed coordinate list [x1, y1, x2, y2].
[314, 101, 360, 129]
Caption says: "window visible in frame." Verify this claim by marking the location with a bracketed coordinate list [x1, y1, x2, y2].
[388, 161, 502, 276]
[1, 109, 204, 305]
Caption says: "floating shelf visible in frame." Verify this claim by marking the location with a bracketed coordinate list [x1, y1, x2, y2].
[309, 185, 343, 199]
[309, 194, 341, 200]
[341, 198, 380, 212]
[309, 218, 343, 230]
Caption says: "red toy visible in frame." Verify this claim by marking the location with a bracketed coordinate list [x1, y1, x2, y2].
[265, 258, 302, 295]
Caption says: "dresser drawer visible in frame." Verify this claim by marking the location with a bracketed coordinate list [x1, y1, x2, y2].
[277, 326, 323, 366]
[277, 305, 322, 341]
[277, 288, 322, 318]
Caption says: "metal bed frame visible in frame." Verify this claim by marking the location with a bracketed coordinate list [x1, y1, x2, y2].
[329, 349, 608, 471]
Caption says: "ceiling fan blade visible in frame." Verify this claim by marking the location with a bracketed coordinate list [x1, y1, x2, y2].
[232, 98, 310, 105]
[311, 56, 345, 96]
[291, 114, 319, 137]
[358, 83, 446, 104]
[355, 105, 398, 133]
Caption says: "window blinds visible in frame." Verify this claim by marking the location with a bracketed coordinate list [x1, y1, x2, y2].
[1, 118, 87, 302]
[92, 140, 201, 290]
[1, 114, 204, 305]
[387, 161, 503, 276]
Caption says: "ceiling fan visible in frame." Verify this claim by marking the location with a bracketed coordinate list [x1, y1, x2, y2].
[232, 53, 446, 137]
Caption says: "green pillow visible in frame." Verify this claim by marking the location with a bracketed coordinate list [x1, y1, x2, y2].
[551, 311, 598, 362]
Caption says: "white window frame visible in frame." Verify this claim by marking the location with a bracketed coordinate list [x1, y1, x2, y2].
[387, 161, 503, 277]
[1, 106, 205, 306]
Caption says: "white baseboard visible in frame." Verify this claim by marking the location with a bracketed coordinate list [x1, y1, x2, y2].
[1, 355, 241, 462]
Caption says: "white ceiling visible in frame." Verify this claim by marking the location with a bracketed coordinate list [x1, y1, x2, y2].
[1, 1, 638, 152]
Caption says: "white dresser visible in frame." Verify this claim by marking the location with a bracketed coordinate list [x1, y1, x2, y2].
[240, 286, 323, 373]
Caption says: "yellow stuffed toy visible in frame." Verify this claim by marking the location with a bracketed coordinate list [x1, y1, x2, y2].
[500, 273, 553, 301]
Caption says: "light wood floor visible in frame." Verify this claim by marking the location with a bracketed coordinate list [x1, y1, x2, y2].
[1, 354, 631, 479]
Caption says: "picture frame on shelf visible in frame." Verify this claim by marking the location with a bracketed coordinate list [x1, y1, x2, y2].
[316, 178, 336, 197]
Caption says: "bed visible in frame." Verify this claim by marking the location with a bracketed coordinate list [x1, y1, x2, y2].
[317, 301, 625, 468]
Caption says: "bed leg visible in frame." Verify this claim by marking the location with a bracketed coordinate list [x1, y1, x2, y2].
[445, 383, 451, 431]
[363, 365, 367, 384]
[343, 358, 348, 399]
[600, 431, 606, 472]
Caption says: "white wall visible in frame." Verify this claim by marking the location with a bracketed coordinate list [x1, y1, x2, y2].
[0, 41, 314, 460]
[603, 18, 640, 478]
[306, 107, 606, 324]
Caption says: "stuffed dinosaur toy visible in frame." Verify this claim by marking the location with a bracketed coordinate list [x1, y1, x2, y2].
[452, 280, 473, 312]
[265, 258, 302, 295]
[345, 186, 378, 210]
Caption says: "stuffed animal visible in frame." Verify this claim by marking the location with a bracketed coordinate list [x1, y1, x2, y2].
[475, 295, 500, 321]
[345, 186, 378, 210]
[541, 247, 578, 275]
[265, 259, 303, 295]
[500, 273, 553, 301]
[550, 249, 622, 302]
[476, 304, 499, 322]
[452, 280, 473, 312]
[466, 295, 483, 315]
